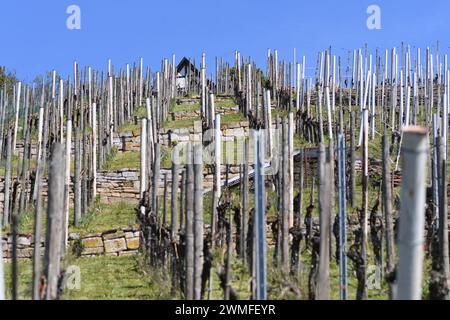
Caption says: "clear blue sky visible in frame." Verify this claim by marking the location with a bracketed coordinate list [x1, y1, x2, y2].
[1, 0, 449, 81]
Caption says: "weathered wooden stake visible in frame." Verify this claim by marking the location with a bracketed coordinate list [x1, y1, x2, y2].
[316, 143, 330, 300]
[193, 143, 204, 300]
[63, 119, 72, 249]
[185, 144, 194, 300]
[2, 132, 12, 226]
[44, 143, 65, 300]
[171, 146, 180, 241]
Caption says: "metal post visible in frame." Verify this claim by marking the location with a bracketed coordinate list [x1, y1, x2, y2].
[337, 134, 348, 300]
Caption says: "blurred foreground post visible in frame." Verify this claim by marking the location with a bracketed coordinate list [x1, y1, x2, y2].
[396, 126, 428, 300]
[0, 207, 4, 300]
[44, 144, 65, 300]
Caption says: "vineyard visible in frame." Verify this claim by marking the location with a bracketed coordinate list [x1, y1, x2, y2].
[0, 46, 449, 301]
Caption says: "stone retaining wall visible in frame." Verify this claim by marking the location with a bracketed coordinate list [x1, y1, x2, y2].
[95, 166, 243, 203]
[113, 121, 250, 152]
[1, 227, 141, 261]
[97, 169, 141, 204]
[159, 121, 250, 147]
[168, 106, 239, 121]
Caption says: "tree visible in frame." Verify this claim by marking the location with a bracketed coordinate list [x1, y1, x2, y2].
[0, 66, 17, 90]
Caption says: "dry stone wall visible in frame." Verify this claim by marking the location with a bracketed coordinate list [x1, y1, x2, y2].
[113, 121, 250, 152]
[2, 227, 141, 261]
[97, 169, 140, 203]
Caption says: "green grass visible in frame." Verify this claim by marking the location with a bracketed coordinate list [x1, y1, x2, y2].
[70, 201, 138, 235]
[171, 103, 201, 113]
[63, 254, 175, 300]
[104, 151, 140, 171]
[164, 97, 238, 129]
[3, 200, 138, 236]
[215, 98, 237, 109]
[271, 108, 289, 119]
[117, 123, 140, 135]
[3, 259, 33, 300]
[3, 254, 174, 300]
[0, 154, 37, 177]
[162, 118, 198, 129]
[133, 106, 147, 118]
[222, 112, 246, 124]
[169, 98, 236, 114]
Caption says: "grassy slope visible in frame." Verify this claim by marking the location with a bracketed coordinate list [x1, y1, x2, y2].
[62, 254, 174, 300]
[3, 103, 440, 300]
[4, 200, 138, 236]
[3, 254, 173, 300]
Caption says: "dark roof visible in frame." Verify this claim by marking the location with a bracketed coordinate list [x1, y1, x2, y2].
[177, 57, 200, 76]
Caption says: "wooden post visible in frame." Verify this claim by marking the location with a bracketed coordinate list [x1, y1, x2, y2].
[163, 173, 168, 227]
[281, 118, 289, 271]
[0, 89, 4, 159]
[179, 170, 186, 232]
[201, 54, 206, 118]
[44, 143, 65, 300]
[92, 103, 97, 199]
[337, 134, 348, 300]
[18, 86, 31, 216]
[265, 90, 273, 158]
[382, 133, 395, 298]
[241, 139, 249, 262]
[32, 99, 50, 300]
[361, 109, 369, 301]
[81, 111, 88, 215]
[185, 144, 194, 300]
[74, 127, 81, 226]
[11, 195, 19, 300]
[59, 79, 64, 142]
[212, 115, 221, 247]
[210, 93, 216, 129]
[437, 137, 450, 293]
[288, 113, 294, 228]
[225, 208, 233, 300]
[2, 131, 12, 226]
[349, 112, 355, 207]
[316, 143, 330, 300]
[193, 143, 204, 300]
[246, 64, 252, 117]
[0, 212, 4, 300]
[171, 146, 180, 241]
[152, 144, 161, 216]
[33, 98, 45, 201]
[63, 119, 72, 249]
[140, 119, 147, 199]
[32, 150, 45, 300]
[12, 82, 21, 154]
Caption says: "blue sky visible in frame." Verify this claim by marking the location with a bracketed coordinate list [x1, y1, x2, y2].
[1, 0, 449, 81]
